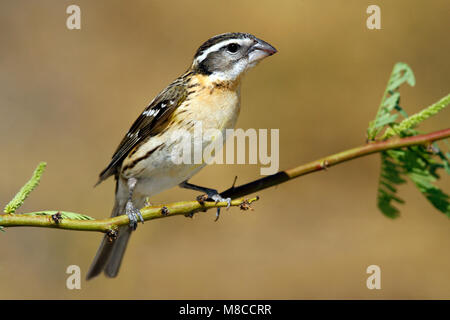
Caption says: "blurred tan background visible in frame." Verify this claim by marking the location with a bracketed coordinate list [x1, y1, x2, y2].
[0, 0, 449, 299]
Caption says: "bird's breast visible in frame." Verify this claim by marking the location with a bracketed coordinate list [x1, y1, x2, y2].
[180, 75, 241, 132]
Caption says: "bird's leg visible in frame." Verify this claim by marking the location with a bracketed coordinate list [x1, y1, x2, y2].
[179, 181, 231, 205]
[126, 177, 144, 230]
[179, 180, 231, 221]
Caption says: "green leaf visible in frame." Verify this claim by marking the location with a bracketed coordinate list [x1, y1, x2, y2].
[382, 92, 401, 111]
[4, 162, 47, 214]
[377, 151, 407, 218]
[23, 211, 95, 221]
[382, 94, 450, 140]
[370, 63, 450, 218]
[377, 146, 450, 218]
[403, 147, 450, 216]
[394, 104, 409, 118]
[367, 62, 415, 140]
[387, 63, 415, 90]
[374, 113, 399, 128]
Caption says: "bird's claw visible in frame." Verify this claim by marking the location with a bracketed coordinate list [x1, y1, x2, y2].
[210, 194, 231, 208]
[209, 194, 231, 222]
[215, 208, 221, 222]
[126, 201, 144, 230]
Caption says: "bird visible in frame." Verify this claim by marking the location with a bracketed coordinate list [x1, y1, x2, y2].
[86, 32, 277, 280]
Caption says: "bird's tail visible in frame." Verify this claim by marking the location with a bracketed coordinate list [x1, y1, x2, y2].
[86, 179, 144, 280]
[86, 201, 132, 280]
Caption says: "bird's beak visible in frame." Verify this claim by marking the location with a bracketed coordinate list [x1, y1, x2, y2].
[248, 38, 277, 65]
[253, 38, 277, 55]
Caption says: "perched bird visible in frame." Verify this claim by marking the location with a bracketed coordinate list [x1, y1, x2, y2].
[87, 32, 277, 280]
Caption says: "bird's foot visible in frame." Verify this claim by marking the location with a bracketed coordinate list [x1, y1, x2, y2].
[179, 181, 230, 221]
[203, 190, 231, 222]
[125, 201, 144, 230]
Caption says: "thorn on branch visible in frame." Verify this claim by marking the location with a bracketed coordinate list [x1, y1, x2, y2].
[239, 199, 255, 211]
[51, 212, 63, 224]
[231, 176, 238, 189]
[196, 194, 208, 205]
[106, 229, 118, 242]
[320, 160, 329, 170]
[185, 212, 195, 218]
[161, 206, 169, 216]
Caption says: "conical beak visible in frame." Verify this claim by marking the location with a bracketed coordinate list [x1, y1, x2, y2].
[248, 38, 277, 65]
[252, 38, 278, 56]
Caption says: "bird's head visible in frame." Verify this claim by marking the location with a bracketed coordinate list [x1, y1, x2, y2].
[191, 32, 277, 82]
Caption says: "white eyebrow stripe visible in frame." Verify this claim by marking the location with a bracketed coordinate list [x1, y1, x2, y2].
[195, 38, 251, 64]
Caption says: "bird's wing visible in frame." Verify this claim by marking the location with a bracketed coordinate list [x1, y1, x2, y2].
[97, 77, 188, 184]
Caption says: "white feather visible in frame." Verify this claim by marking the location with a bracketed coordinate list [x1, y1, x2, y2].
[195, 38, 252, 65]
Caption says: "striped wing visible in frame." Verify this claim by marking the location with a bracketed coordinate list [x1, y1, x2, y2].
[97, 77, 188, 184]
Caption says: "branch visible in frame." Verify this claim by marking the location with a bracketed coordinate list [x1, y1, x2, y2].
[220, 127, 450, 198]
[0, 198, 258, 233]
[1, 127, 448, 233]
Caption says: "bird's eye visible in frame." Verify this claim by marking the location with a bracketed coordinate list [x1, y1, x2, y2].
[226, 43, 240, 53]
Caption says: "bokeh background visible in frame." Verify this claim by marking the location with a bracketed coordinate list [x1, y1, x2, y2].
[0, 0, 449, 299]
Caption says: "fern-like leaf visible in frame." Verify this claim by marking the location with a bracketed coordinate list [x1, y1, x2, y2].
[377, 146, 450, 218]
[23, 211, 95, 221]
[371, 63, 450, 218]
[377, 150, 406, 218]
[403, 146, 450, 216]
[367, 62, 415, 140]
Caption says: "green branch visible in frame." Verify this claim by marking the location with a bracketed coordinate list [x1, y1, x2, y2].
[0, 198, 258, 233]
